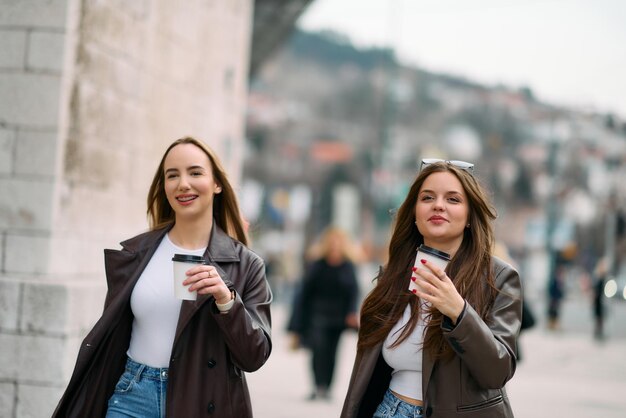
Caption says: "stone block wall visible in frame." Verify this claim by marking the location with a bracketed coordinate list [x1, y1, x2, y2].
[0, 0, 253, 416]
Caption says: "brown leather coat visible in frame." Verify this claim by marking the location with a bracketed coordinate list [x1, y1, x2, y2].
[341, 257, 521, 418]
[53, 225, 272, 418]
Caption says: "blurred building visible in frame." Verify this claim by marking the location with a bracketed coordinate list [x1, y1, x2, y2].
[0, 0, 311, 416]
[244, 29, 626, 293]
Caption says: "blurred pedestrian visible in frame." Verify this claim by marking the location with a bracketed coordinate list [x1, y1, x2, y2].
[264, 253, 283, 301]
[518, 298, 536, 361]
[591, 256, 609, 340]
[53, 137, 272, 418]
[341, 159, 522, 418]
[547, 249, 570, 330]
[288, 226, 360, 401]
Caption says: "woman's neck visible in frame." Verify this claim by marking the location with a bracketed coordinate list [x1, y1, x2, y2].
[168, 219, 213, 250]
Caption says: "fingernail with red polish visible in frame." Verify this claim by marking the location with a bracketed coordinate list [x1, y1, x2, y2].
[412, 266, 418, 272]
[411, 277, 416, 282]
[411, 289, 417, 294]
[420, 259, 427, 264]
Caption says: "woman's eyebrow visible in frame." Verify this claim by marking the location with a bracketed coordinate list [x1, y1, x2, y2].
[165, 165, 206, 174]
[186, 165, 206, 171]
[419, 189, 463, 195]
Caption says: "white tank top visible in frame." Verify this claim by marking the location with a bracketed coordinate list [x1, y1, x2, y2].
[127, 234, 206, 367]
[381, 303, 427, 400]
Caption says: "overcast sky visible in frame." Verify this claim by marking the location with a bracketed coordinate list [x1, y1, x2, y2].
[298, 0, 626, 117]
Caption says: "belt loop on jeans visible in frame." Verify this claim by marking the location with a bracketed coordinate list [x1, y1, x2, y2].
[389, 393, 401, 416]
[134, 363, 145, 382]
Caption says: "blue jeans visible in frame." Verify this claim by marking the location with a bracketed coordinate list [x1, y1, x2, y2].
[374, 389, 424, 418]
[106, 357, 169, 418]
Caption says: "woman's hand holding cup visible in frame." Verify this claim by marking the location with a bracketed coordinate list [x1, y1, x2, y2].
[183, 265, 231, 304]
[412, 259, 465, 324]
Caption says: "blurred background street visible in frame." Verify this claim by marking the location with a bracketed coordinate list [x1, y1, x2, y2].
[248, 287, 626, 418]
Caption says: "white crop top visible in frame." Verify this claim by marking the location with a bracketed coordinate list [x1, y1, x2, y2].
[127, 234, 206, 368]
[381, 303, 427, 400]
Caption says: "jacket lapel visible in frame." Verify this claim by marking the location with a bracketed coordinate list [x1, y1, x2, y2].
[175, 223, 240, 343]
[422, 347, 436, 399]
[355, 343, 382, 395]
[104, 228, 168, 316]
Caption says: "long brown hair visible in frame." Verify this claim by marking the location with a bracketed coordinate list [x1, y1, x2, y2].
[146, 136, 249, 245]
[357, 162, 497, 360]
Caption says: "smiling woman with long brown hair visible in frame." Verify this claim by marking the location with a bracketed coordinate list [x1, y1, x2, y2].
[53, 137, 272, 418]
[341, 159, 522, 418]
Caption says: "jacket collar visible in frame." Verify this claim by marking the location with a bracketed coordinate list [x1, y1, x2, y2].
[205, 221, 240, 262]
[119, 221, 240, 263]
[119, 227, 168, 253]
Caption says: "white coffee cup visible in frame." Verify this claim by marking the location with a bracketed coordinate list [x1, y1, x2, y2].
[409, 244, 451, 294]
[172, 254, 207, 300]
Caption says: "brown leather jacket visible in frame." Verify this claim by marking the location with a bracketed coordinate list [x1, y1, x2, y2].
[341, 257, 521, 418]
[53, 224, 272, 418]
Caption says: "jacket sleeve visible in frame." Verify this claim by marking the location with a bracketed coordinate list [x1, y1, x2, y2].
[213, 255, 272, 372]
[442, 260, 522, 388]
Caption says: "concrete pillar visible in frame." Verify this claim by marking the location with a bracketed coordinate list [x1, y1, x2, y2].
[0, 1, 253, 416]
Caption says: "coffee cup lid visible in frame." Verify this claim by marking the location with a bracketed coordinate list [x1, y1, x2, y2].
[172, 254, 206, 263]
[418, 244, 451, 261]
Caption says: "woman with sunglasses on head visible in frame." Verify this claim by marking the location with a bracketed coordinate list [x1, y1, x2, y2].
[53, 137, 272, 418]
[341, 159, 522, 418]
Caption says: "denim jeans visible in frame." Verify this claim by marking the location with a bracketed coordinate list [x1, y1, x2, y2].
[373, 389, 424, 418]
[106, 357, 169, 418]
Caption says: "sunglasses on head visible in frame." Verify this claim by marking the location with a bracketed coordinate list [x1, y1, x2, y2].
[420, 158, 474, 173]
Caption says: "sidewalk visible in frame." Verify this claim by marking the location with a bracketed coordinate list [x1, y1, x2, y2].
[247, 304, 626, 418]
[508, 327, 626, 417]
[247, 304, 359, 418]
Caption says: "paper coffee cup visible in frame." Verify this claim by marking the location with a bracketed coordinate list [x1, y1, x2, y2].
[409, 244, 451, 294]
[172, 254, 207, 300]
